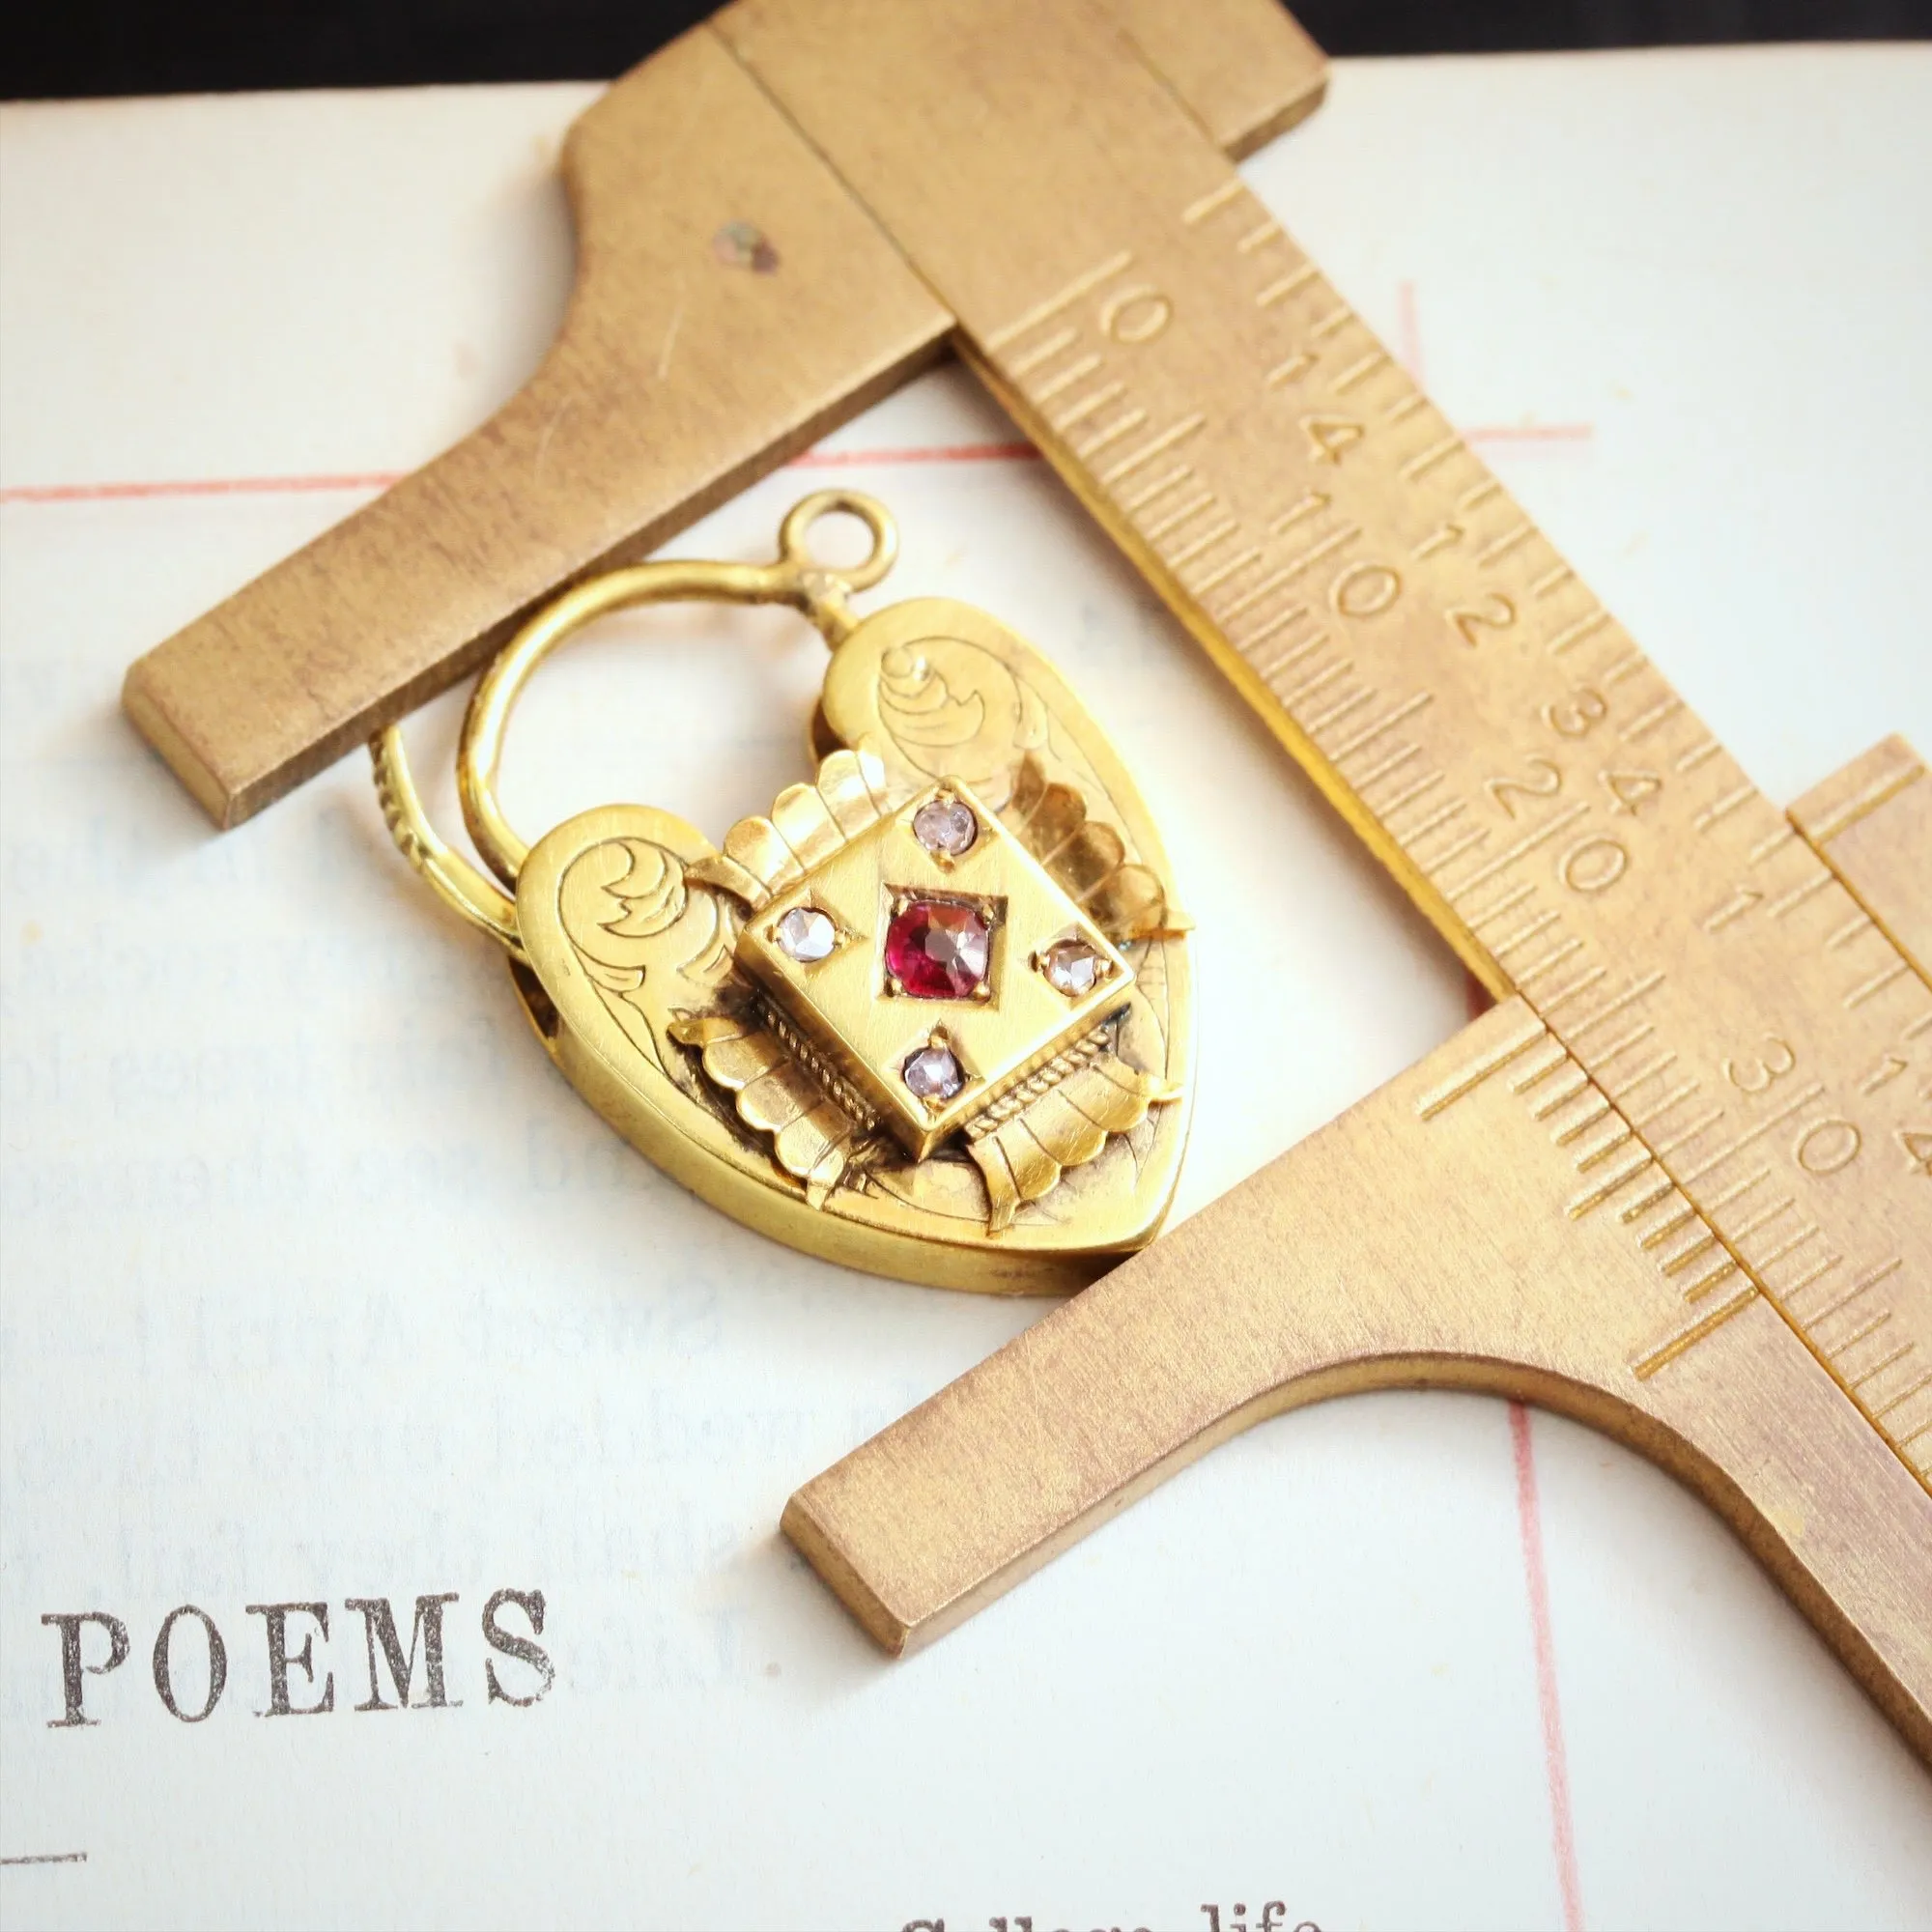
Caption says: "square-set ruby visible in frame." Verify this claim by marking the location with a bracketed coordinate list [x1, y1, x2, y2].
[885, 898, 991, 999]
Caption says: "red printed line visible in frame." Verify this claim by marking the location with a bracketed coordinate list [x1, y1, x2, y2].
[790, 440, 1040, 469]
[1397, 278, 1427, 384]
[0, 469, 407, 504]
[0, 281, 1599, 508]
[1394, 282, 1592, 446]
[0, 418, 1591, 508]
[0, 440, 1042, 506]
[1511, 1400, 1585, 1932]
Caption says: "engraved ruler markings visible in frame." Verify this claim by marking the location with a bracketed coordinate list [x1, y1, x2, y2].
[1417, 1009, 1776, 1382]
[719, 0, 1931, 1752]
[975, 200, 1932, 1482]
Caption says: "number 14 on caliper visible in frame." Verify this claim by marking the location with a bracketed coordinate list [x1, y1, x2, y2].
[707, 0, 1932, 1763]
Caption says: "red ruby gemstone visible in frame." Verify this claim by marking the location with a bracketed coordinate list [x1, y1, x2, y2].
[885, 899, 991, 999]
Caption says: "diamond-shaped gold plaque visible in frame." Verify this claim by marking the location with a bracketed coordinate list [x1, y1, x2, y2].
[387, 497, 1192, 1289]
[735, 781, 1130, 1158]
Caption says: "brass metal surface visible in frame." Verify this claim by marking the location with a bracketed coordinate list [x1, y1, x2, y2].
[1792, 734, 1931, 985]
[724, 0, 1932, 1477]
[120, 3, 1328, 827]
[784, 995, 1932, 1761]
[710, 0, 1931, 1752]
[1109, 0, 1327, 157]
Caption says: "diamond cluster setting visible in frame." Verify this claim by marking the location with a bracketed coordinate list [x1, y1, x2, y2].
[733, 777, 1133, 1159]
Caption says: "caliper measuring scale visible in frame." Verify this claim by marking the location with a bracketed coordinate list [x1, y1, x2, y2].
[716, 0, 1932, 1762]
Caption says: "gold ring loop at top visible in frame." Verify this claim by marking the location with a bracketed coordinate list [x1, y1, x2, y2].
[776, 489, 897, 594]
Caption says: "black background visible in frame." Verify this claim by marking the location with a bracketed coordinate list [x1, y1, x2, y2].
[7, 0, 1927, 99]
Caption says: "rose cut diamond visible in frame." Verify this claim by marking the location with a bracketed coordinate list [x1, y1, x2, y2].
[776, 905, 837, 963]
[901, 1043, 965, 1103]
[912, 794, 978, 858]
[885, 898, 991, 999]
[1040, 937, 1105, 997]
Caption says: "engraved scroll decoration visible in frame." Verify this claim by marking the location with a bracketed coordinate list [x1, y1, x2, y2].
[554, 632, 1185, 1235]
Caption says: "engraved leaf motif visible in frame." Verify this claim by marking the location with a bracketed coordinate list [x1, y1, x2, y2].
[559, 837, 740, 1072]
[876, 639, 1048, 803]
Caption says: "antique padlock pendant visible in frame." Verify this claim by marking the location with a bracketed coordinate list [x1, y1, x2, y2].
[374, 493, 1192, 1292]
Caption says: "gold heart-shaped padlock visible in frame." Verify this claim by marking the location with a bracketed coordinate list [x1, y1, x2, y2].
[372, 493, 1192, 1292]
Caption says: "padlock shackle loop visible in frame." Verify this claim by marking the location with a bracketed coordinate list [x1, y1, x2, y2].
[367, 493, 897, 947]
[370, 721, 526, 957]
[460, 491, 896, 888]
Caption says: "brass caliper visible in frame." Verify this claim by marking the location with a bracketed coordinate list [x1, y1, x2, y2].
[123, 1, 1932, 1762]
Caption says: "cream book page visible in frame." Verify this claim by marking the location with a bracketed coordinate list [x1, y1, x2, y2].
[3, 43, 1930, 1931]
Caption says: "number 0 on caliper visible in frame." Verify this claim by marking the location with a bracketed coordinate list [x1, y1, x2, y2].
[714, 0, 1932, 1763]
